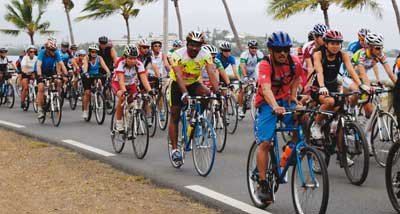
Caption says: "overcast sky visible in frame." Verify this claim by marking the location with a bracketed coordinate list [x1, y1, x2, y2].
[0, 0, 399, 49]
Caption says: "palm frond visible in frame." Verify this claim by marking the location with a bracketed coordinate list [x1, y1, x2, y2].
[0, 29, 21, 36]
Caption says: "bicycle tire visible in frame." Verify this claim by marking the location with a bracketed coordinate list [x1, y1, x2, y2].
[292, 146, 329, 214]
[69, 87, 78, 110]
[226, 95, 239, 134]
[32, 86, 38, 113]
[148, 101, 157, 137]
[51, 95, 62, 127]
[105, 85, 115, 115]
[110, 111, 126, 153]
[214, 108, 227, 153]
[94, 92, 106, 125]
[385, 142, 400, 213]
[132, 109, 149, 159]
[23, 89, 30, 111]
[250, 93, 256, 121]
[192, 117, 216, 177]
[6, 84, 15, 108]
[157, 93, 169, 131]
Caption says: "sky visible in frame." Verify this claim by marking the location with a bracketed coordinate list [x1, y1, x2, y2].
[0, 0, 399, 49]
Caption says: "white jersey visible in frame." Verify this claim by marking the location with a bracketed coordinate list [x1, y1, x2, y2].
[239, 50, 264, 76]
[148, 52, 164, 76]
[113, 60, 146, 86]
[21, 55, 37, 74]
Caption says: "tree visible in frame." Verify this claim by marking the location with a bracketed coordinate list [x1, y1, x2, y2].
[62, 0, 76, 44]
[268, 0, 382, 28]
[221, 0, 243, 51]
[171, 0, 183, 41]
[391, 0, 400, 34]
[76, 0, 156, 44]
[0, 0, 55, 45]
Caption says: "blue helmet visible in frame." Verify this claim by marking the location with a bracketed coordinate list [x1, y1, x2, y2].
[267, 31, 293, 48]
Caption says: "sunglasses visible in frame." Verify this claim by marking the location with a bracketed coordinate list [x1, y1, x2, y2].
[188, 42, 202, 48]
[29, 51, 36, 53]
[249, 47, 258, 50]
[90, 51, 97, 53]
[152, 45, 161, 48]
[273, 47, 290, 53]
[127, 56, 138, 60]
[0, 51, 7, 53]
[373, 46, 383, 51]
[222, 49, 231, 52]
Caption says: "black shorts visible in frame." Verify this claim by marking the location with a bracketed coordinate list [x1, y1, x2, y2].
[139, 75, 160, 91]
[82, 76, 98, 90]
[169, 81, 203, 107]
[310, 83, 341, 106]
[36, 70, 57, 83]
[22, 72, 33, 79]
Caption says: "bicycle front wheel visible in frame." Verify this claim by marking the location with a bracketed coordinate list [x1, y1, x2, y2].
[148, 102, 157, 137]
[32, 86, 38, 113]
[105, 86, 115, 115]
[213, 109, 227, 153]
[94, 92, 105, 125]
[385, 142, 400, 213]
[6, 84, 15, 108]
[110, 111, 126, 153]
[226, 95, 238, 134]
[23, 89, 30, 111]
[292, 146, 329, 214]
[157, 93, 169, 131]
[250, 93, 256, 121]
[51, 95, 62, 127]
[371, 112, 398, 167]
[342, 121, 369, 185]
[192, 117, 216, 177]
[132, 110, 149, 159]
[69, 87, 78, 110]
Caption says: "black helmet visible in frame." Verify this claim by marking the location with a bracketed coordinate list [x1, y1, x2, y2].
[61, 41, 69, 48]
[151, 40, 162, 47]
[70, 44, 77, 50]
[98, 36, 108, 44]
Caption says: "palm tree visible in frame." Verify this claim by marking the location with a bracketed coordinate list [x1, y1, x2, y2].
[171, 0, 183, 41]
[221, 0, 243, 52]
[76, 0, 156, 44]
[268, 0, 382, 28]
[62, 0, 76, 44]
[391, 0, 400, 34]
[0, 0, 55, 45]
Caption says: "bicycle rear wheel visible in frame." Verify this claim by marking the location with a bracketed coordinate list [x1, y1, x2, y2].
[246, 141, 277, 209]
[94, 92, 106, 125]
[110, 111, 126, 153]
[292, 146, 329, 214]
[132, 109, 149, 159]
[371, 112, 398, 167]
[342, 121, 369, 185]
[385, 142, 400, 213]
[226, 95, 238, 134]
[192, 117, 216, 177]
[51, 95, 62, 127]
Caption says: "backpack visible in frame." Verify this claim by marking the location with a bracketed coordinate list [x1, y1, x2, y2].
[263, 54, 296, 95]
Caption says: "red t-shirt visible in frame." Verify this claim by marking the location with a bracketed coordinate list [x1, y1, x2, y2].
[255, 55, 303, 107]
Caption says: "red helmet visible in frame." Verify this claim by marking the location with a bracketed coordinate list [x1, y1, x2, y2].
[323, 29, 343, 42]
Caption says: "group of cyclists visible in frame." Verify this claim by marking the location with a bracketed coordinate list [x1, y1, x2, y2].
[1, 24, 400, 213]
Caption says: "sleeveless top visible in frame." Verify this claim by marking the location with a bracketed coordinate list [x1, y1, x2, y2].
[88, 56, 100, 75]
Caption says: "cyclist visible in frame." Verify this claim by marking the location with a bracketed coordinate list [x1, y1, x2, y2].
[112, 46, 151, 131]
[167, 39, 183, 63]
[0, 47, 16, 82]
[20, 45, 38, 109]
[393, 53, 400, 78]
[254, 31, 303, 202]
[15, 50, 26, 91]
[304, 24, 328, 84]
[168, 31, 219, 165]
[35, 37, 68, 119]
[70, 44, 78, 56]
[347, 28, 370, 59]
[201, 44, 228, 88]
[71, 49, 87, 90]
[98, 36, 118, 106]
[59, 41, 78, 72]
[81, 44, 111, 120]
[237, 40, 264, 118]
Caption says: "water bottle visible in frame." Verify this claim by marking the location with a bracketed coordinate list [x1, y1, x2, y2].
[330, 120, 338, 134]
[280, 142, 295, 167]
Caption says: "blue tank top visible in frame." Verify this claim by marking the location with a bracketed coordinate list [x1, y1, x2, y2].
[88, 56, 100, 75]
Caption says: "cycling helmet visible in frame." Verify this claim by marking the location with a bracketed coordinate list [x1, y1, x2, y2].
[308, 31, 314, 41]
[61, 41, 69, 48]
[219, 41, 232, 51]
[88, 44, 99, 51]
[247, 40, 258, 47]
[137, 38, 150, 47]
[46, 38, 57, 50]
[98, 36, 108, 44]
[76, 49, 86, 56]
[267, 31, 293, 48]
[70, 44, 77, 50]
[358, 28, 370, 38]
[365, 32, 384, 46]
[125, 45, 139, 57]
[323, 29, 343, 42]
[26, 45, 37, 52]
[172, 39, 183, 47]
[202, 44, 218, 54]
[186, 31, 205, 44]
[151, 40, 162, 47]
[0, 47, 8, 52]
[313, 23, 328, 36]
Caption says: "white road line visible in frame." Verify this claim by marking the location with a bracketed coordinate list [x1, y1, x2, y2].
[62, 139, 115, 157]
[0, 120, 25, 128]
[185, 185, 272, 214]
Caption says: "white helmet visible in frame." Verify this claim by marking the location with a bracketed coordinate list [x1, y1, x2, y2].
[137, 38, 150, 47]
[26, 45, 37, 52]
[46, 36, 57, 49]
[77, 49, 87, 56]
[365, 32, 384, 46]
[202, 44, 218, 54]
[173, 39, 183, 47]
[219, 41, 231, 51]
[88, 43, 99, 51]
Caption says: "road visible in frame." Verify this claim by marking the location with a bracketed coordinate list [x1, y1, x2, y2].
[0, 102, 396, 214]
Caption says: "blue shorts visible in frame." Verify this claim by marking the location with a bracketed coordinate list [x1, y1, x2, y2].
[254, 100, 295, 145]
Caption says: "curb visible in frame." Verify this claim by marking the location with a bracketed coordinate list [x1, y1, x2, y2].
[0, 125, 245, 214]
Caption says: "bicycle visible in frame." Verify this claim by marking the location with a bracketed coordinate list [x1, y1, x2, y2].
[110, 92, 149, 159]
[222, 84, 239, 135]
[82, 74, 106, 125]
[236, 78, 257, 120]
[247, 108, 329, 212]
[385, 138, 400, 213]
[167, 95, 217, 177]
[307, 91, 369, 185]
[0, 73, 15, 108]
[157, 77, 169, 131]
[207, 92, 227, 153]
[37, 75, 62, 127]
[103, 76, 116, 115]
[22, 77, 37, 112]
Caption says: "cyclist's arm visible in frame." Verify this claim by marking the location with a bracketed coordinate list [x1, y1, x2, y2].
[83, 57, 88, 74]
[57, 62, 68, 76]
[357, 64, 370, 86]
[232, 63, 240, 80]
[240, 62, 247, 78]
[111, 47, 118, 65]
[206, 63, 219, 91]
[139, 72, 151, 92]
[162, 53, 171, 71]
[172, 65, 188, 94]
[21, 57, 28, 74]
[151, 63, 161, 78]
[260, 82, 279, 110]
[342, 53, 362, 86]
[99, 56, 111, 73]
[71, 58, 79, 71]
[373, 65, 381, 83]
[117, 73, 126, 92]
[36, 61, 42, 77]
[305, 58, 314, 84]
[313, 52, 325, 87]
[289, 76, 301, 105]
[383, 63, 397, 84]
[218, 67, 230, 85]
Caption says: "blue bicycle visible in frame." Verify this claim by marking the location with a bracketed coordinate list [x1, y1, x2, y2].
[0, 73, 15, 108]
[247, 108, 329, 213]
[167, 95, 217, 177]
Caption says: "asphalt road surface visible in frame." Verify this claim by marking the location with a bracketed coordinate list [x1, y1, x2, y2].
[0, 101, 397, 214]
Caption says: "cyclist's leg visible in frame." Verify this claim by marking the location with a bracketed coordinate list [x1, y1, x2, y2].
[82, 76, 92, 112]
[168, 81, 184, 150]
[21, 73, 29, 106]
